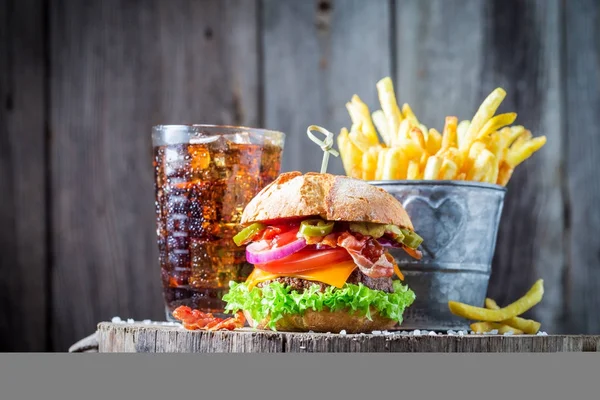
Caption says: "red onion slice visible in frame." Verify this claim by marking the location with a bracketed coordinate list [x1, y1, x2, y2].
[377, 237, 403, 248]
[246, 238, 307, 264]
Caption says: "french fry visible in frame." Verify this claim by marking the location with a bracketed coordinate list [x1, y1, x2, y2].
[402, 103, 419, 125]
[423, 156, 442, 180]
[419, 124, 429, 142]
[456, 120, 470, 149]
[346, 95, 379, 146]
[497, 161, 514, 186]
[485, 298, 541, 334]
[470, 322, 524, 335]
[375, 148, 387, 181]
[372, 110, 391, 147]
[439, 158, 459, 180]
[467, 149, 495, 182]
[486, 155, 500, 184]
[441, 116, 458, 151]
[348, 123, 374, 153]
[376, 77, 403, 143]
[409, 127, 427, 150]
[475, 112, 517, 141]
[382, 147, 408, 180]
[407, 160, 421, 180]
[438, 147, 463, 169]
[460, 88, 506, 152]
[505, 136, 547, 168]
[337, 128, 363, 179]
[462, 141, 487, 173]
[361, 147, 379, 180]
[448, 279, 544, 322]
[393, 118, 413, 146]
[510, 128, 533, 150]
[427, 128, 443, 155]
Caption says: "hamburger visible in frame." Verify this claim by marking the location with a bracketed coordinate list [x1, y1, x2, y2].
[222, 171, 422, 333]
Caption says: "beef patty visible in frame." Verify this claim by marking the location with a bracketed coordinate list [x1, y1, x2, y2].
[256, 269, 394, 293]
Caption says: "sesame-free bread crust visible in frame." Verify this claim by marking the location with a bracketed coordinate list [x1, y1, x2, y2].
[241, 172, 414, 230]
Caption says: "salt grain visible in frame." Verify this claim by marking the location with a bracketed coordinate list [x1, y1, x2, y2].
[339, 330, 347, 335]
[372, 330, 382, 335]
[503, 331, 514, 336]
[412, 330, 422, 336]
[458, 330, 465, 336]
[447, 330, 456, 336]
[111, 317, 124, 324]
[142, 319, 151, 324]
[127, 318, 135, 324]
[428, 331, 437, 336]
[537, 331, 548, 336]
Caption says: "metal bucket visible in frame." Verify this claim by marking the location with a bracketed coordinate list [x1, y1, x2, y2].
[371, 180, 506, 331]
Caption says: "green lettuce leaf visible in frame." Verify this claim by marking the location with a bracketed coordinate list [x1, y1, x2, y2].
[222, 280, 416, 330]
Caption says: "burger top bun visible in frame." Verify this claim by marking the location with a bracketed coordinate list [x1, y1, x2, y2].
[241, 171, 414, 230]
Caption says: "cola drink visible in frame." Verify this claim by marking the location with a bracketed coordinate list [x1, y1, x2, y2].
[152, 125, 284, 319]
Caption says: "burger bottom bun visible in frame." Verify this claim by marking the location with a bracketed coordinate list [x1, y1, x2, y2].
[243, 308, 398, 333]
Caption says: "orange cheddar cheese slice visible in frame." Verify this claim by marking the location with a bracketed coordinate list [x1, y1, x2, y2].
[245, 261, 357, 290]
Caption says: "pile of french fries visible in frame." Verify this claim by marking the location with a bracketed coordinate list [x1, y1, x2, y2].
[448, 279, 544, 334]
[337, 77, 547, 186]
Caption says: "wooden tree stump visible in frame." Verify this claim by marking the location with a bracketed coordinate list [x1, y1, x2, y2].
[95, 322, 600, 353]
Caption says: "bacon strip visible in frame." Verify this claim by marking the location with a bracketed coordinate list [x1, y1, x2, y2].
[337, 232, 395, 278]
[172, 306, 246, 331]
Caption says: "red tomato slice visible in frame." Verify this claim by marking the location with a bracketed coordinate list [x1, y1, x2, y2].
[254, 248, 353, 274]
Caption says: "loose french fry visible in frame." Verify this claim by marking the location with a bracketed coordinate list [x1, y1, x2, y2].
[427, 128, 443, 155]
[439, 158, 459, 180]
[448, 279, 544, 322]
[441, 116, 458, 151]
[407, 160, 421, 180]
[423, 156, 442, 180]
[470, 322, 524, 335]
[497, 161, 514, 186]
[337, 128, 363, 179]
[475, 112, 517, 141]
[485, 298, 541, 334]
[467, 149, 495, 182]
[505, 136, 547, 168]
[361, 147, 379, 180]
[346, 95, 379, 146]
[382, 147, 408, 180]
[402, 103, 419, 125]
[460, 88, 507, 152]
[372, 110, 391, 147]
[376, 77, 403, 142]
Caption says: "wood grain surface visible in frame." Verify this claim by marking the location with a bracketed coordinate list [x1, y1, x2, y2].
[1, 0, 599, 351]
[97, 322, 600, 353]
[0, 0, 47, 351]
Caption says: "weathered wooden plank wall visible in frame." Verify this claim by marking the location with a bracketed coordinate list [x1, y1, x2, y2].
[0, 0, 598, 351]
[0, 0, 47, 351]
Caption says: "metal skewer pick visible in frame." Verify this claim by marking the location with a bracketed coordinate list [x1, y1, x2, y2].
[306, 125, 339, 174]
